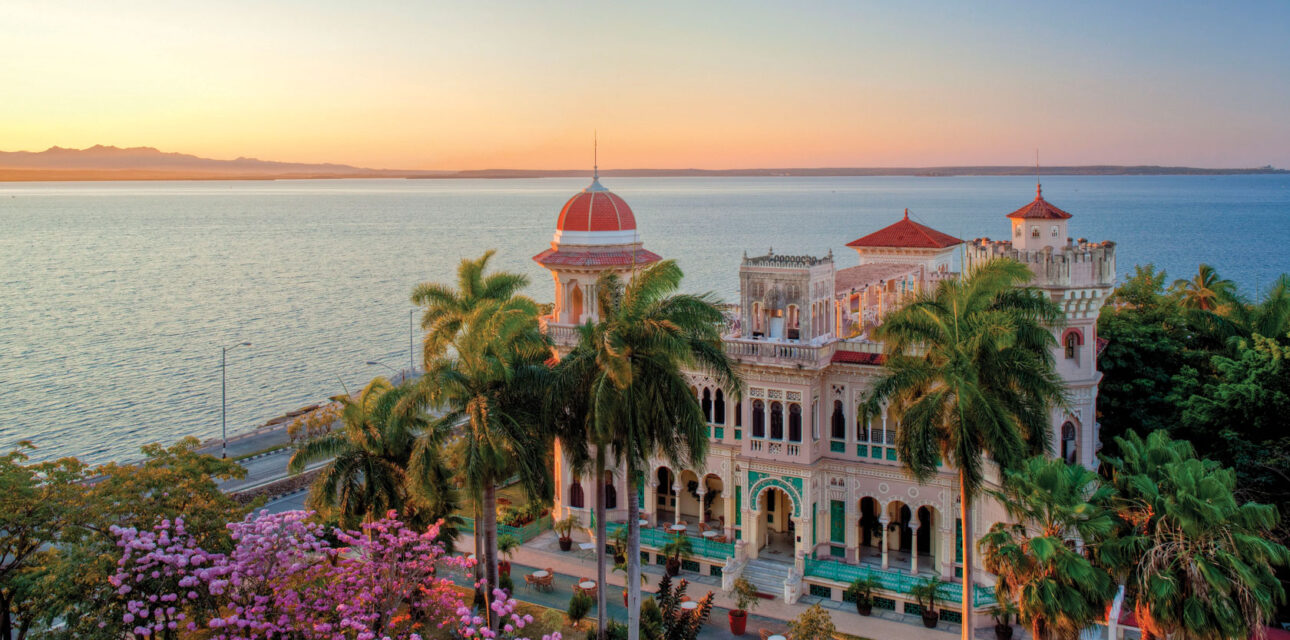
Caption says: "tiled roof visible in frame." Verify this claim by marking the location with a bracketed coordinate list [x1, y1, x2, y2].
[830, 350, 886, 365]
[846, 209, 963, 249]
[1006, 185, 1073, 220]
[556, 181, 637, 232]
[533, 247, 661, 267]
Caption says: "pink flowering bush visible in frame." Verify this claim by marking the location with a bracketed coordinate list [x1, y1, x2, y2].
[111, 510, 559, 640]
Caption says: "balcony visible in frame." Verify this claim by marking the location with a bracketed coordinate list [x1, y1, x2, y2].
[746, 437, 805, 462]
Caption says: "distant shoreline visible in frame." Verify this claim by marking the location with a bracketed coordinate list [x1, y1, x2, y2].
[2, 166, 1287, 183]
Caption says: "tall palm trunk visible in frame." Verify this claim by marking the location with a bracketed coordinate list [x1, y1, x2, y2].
[960, 471, 973, 640]
[482, 481, 501, 630]
[594, 447, 609, 640]
[626, 464, 642, 640]
[474, 500, 485, 604]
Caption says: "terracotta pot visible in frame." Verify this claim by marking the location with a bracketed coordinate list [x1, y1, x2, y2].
[499, 560, 511, 577]
[922, 611, 938, 629]
[728, 610, 748, 636]
[995, 624, 1014, 640]
[855, 600, 872, 616]
[623, 590, 629, 607]
[559, 537, 572, 552]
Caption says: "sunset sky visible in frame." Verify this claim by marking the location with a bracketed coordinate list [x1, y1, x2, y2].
[3, 1, 1288, 170]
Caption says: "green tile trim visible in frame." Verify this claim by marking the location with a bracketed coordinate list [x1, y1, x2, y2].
[830, 440, 846, 453]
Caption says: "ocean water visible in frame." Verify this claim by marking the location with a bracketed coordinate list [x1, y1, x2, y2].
[2, 175, 1288, 463]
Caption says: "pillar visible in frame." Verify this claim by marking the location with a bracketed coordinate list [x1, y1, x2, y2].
[844, 501, 859, 563]
[672, 483, 682, 524]
[696, 487, 708, 524]
[748, 502, 763, 560]
[723, 487, 737, 538]
[795, 515, 810, 572]
[940, 525, 955, 579]
[879, 517, 890, 570]
[908, 522, 920, 575]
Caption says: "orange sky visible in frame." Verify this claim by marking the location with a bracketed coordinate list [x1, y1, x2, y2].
[2, 1, 1288, 170]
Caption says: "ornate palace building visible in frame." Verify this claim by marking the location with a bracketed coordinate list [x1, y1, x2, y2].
[535, 171, 1117, 617]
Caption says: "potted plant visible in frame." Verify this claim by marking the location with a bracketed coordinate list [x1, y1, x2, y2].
[844, 576, 880, 616]
[727, 577, 760, 635]
[612, 556, 646, 607]
[660, 532, 693, 577]
[611, 525, 629, 565]
[909, 575, 947, 629]
[554, 515, 578, 552]
[497, 533, 520, 578]
[988, 601, 1019, 640]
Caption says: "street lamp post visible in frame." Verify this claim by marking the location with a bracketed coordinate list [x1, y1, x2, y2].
[221, 341, 252, 459]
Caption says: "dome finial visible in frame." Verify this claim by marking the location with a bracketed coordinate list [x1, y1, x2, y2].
[1035, 148, 1042, 199]
[593, 130, 598, 181]
[903, 207, 909, 220]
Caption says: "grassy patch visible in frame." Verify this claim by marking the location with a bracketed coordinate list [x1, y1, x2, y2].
[232, 444, 287, 462]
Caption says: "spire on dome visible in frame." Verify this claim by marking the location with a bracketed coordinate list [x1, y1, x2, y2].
[903, 207, 910, 219]
[585, 131, 607, 192]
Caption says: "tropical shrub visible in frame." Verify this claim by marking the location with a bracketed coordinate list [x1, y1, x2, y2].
[787, 604, 836, 640]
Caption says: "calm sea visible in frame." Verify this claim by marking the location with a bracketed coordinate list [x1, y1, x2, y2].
[2, 175, 1288, 463]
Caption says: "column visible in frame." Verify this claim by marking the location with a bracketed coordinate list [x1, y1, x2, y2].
[908, 522, 920, 575]
[844, 502, 859, 563]
[747, 503, 763, 560]
[696, 487, 708, 525]
[794, 515, 810, 573]
[723, 487, 737, 538]
[940, 525, 955, 579]
[672, 483, 682, 524]
[645, 480, 658, 527]
[879, 517, 890, 570]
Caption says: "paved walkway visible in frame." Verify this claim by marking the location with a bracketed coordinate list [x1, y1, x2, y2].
[457, 529, 979, 640]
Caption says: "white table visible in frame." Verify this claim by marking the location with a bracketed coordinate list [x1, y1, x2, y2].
[702, 530, 718, 538]
[680, 601, 699, 611]
[768, 635, 786, 640]
[638, 519, 649, 527]
[579, 581, 597, 590]
[531, 570, 549, 578]
[578, 542, 596, 551]
[669, 524, 687, 532]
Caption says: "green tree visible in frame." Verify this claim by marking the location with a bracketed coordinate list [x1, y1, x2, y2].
[288, 376, 460, 535]
[787, 603, 837, 640]
[1172, 263, 1236, 312]
[1096, 265, 1197, 446]
[1101, 430, 1289, 640]
[36, 438, 248, 640]
[408, 252, 553, 627]
[548, 261, 739, 640]
[980, 457, 1117, 640]
[865, 258, 1066, 640]
[0, 444, 83, 640]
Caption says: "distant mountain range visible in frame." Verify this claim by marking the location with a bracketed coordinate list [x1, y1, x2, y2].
[0, 145, 1283, 181]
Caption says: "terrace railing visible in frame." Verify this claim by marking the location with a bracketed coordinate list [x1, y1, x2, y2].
[606, 522, 735, 561]
[803, 557, 996, 607]
[457, 514, 552, 544]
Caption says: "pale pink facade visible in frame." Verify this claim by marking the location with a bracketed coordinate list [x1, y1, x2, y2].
[536, 178, 1116, 617]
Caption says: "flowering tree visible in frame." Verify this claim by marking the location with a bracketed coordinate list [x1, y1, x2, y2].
[111, 509, 559, 640]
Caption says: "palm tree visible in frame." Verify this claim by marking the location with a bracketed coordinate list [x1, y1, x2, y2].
[980, 456, 1116, 640]
[548, 261, 740, 640]
[288, 377, 459, 534]
[407, 253, 553, 627]
[1172, 263, 1235, 312]
[865, 258, 1066, 640]
[1201, 273, 1290, 345]
[1101, 430, 1289, 640]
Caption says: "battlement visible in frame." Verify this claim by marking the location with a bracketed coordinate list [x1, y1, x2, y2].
[742, 249, 833, 269]
[966, 237, 1117, 290]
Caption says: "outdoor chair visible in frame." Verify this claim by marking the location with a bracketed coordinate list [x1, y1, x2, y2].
[523, 574, 536, 590]
[759, 629, 773, 640]
[538, 574, 554, 591]
[698, 523, 709, 533]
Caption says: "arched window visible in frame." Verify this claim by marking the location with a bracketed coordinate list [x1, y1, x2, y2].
[751, 302, 763, 336]
[1061, 422, 1077, 464]
[734, 400, 742, 427]
[569, 283, 584, 322]
[788, 403, 802, 442]
[568, 481, 585, 509]
[1015, 225, 1022, 238]
[701, 388, 712, 423]
[770, 401, 784, 440]
[714, 389, 726, 424]
[1051, 225, 1060, 238]
[1063, 329, 1083, 362]
[604, 482, 618, 509]
[752, 400, 765, 438]
[1031, 226, 1040, 238]
[831, 400, 846, 440]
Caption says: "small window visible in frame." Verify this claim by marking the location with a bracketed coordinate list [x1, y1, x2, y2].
[1031, 227, 1040, 238]
[715, 389, 726, 424]
[831, 400, 846, 440]
[770, 402, 784, 440]
[788, 403, 802, 442]
[1061, 422, 1077, 464]
[569, 481, 585, 509]
[1063, 330, 1083, 362]
[752, 400, 765, 438]
[1051, 226, 1059, 238]
[1015, 225, 1022, 237]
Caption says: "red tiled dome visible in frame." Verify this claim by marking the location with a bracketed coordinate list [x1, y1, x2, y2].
[846, 209, 963, 249]
[1006, 185, 1073, 220]
[556, 179, 637, 232]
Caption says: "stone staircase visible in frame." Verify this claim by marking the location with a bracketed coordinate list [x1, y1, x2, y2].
[740, 557, 793, 597]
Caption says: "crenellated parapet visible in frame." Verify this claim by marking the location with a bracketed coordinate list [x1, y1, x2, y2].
[965, 237, 1116, 293]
